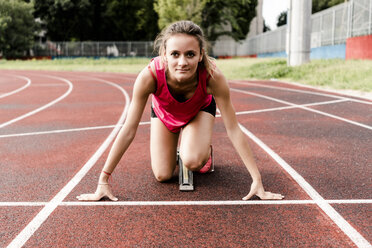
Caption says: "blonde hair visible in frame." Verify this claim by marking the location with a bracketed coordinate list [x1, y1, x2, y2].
[154, 20, 215, 77]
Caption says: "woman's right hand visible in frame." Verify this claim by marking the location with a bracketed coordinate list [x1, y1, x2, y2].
[76, 184, 118, 201]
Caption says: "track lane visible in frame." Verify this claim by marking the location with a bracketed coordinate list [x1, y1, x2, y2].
[230, 84, 371, 247]
[5, 72, 131, 248]
[23, 205, 355, 248]
[0, 74, 31, 99]
[2, 72, 370, 248]
[0, 75, 73, 129]
[231, 87, 372, 130]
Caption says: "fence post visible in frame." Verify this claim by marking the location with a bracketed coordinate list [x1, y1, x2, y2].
[369, 0, 372, 33]
[347, 0, 354, 38]
[332, 9, 336, 45]
[320, 13, 323, 46]
[288, 0, 312, 66]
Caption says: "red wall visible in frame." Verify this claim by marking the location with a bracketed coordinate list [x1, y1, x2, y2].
[346, 34, 372, 60]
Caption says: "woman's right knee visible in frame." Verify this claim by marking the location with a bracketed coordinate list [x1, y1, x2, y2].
[153, 170, 173, 182]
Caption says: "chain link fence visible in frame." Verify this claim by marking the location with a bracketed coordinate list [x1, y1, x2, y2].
[212, 0, 372, 56]
[32, 41, 155, 58]
[32, 0, 371, 58]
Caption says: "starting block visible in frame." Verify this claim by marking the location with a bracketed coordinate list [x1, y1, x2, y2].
[178, 146, 214, 191]
[178, 155, 194, 191]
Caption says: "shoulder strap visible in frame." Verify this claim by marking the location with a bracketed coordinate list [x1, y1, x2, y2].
[198, 66, 209, 94]
[147, 65, 157, 82]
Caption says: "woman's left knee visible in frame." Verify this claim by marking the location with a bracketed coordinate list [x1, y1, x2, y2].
[181, 154, 208, 171]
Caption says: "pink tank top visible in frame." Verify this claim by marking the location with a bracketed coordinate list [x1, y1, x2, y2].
[151, 56, 212, 133]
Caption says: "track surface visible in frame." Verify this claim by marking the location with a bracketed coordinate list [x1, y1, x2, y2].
[0, 70, 371, 248]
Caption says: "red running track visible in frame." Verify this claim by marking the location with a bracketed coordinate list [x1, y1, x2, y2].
[0, 70, 371, 248]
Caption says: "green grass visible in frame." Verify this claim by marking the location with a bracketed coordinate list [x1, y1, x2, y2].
[0, 57, 148, 74]
[215, 58, 372, 92]
[1, 57, 371, 92]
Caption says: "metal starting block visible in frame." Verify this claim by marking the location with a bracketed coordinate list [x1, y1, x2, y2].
[178, 155, 194, 191]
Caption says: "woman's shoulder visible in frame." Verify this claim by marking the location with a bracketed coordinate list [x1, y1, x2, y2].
[151, 56, 166, 71]
[206, 64, 228, 95]
[133, 63, 157, 95]
[208, 64, 225, 83]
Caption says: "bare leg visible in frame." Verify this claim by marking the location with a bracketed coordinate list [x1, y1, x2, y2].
[179, 112, 215, 171]
[150, 117, 180, 182]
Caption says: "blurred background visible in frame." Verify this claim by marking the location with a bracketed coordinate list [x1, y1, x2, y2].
[1, 0, 370, 60]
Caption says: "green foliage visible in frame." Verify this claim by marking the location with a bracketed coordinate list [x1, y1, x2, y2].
[33, 0, 159, 41]
[33, 0, 93, 41]
[154, 0, 208, 29]
[263, 20, 271, 32]
[154, 0, 257, 41]
[0, 0, 38, 58]
[276, 11, 287, 27]
[312, 0, 345, 13]
[201, 0, 257, 41]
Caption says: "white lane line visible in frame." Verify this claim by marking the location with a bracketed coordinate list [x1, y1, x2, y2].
[1, 199, 371, 207]
[30, 83, 66, 87]
[0, 98, 345, 138]
[0, 121, 151, 138]
[7, 77, 130, 248]
[0, 202, 47, 207]
[238, 123, 371, 248]
[0, 75, 73, 129]
[0, 75, 31, 99]
[230, 80, 372, 105]
[223, 99, 348, 117]
[270, 79, 372, 103]
[231, 88, 372, 130]
[327, 199, 372, 204]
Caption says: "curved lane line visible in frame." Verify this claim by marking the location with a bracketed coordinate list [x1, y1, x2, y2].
[231, 88, 372, 130]
[230, 81, 372, 105]
[0, 75, 73, 129]
[7, 76, 130, 248]
[0, 75, 31, 99]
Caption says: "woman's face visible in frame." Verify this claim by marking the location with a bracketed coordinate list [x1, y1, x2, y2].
[164, 34, 203, 83]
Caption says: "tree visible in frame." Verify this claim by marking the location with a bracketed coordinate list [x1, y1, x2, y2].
[154, 0, 258, 42]
[154, 0, 208, 30]
[276, 11, 287, 27]
[263, 20, 271, 32]
[33, 0, 94, 41]
[0, 0, 38, 58]
[33, 0, 159, 41]
[134, 0, 160, 41]
[312, 0, 346, 13]
[103, 0, 159, 41]
[202, 0, 257, 41]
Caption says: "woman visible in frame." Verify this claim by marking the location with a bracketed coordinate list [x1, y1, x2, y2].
[77, 21, 284, 201]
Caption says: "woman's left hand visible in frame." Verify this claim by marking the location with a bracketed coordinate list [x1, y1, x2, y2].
[242, 180, 284, 200]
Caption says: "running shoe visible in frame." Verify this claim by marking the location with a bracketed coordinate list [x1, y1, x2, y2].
[198, 145, 214, 173]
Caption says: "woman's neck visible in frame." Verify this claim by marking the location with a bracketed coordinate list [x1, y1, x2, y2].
[166, 70, 198, 89]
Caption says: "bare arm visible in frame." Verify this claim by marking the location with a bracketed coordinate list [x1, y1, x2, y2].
[98, 67, 155, 184]
[208, 68, 284, 200]
[77, 65, 156, 201]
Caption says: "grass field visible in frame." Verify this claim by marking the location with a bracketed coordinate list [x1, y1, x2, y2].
[1, 57, 371, 93]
